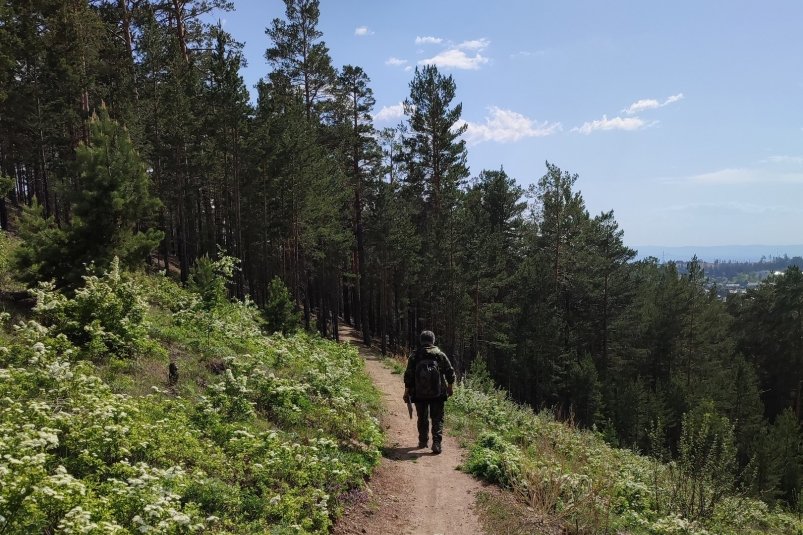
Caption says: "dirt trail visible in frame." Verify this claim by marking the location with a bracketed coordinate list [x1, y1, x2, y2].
[334, 327, 487, 535]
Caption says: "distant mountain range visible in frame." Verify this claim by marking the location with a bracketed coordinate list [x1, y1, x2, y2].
[632, 244, 803, 263]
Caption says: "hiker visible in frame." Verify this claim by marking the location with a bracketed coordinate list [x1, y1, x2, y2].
[402, 330, 455, 454]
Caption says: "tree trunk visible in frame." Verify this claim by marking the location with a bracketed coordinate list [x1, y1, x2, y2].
[357, 219, 370, 345]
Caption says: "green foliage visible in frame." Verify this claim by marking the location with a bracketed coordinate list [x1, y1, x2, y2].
[263, 276, 300, 334]
[769, 409, 803, 506]
[0, 321, 207, 533]
[466, 356, 495, 394]
[1, 0, 799, 522]
[11, 200, 69, 286]
[566, 355, 603, 428]
[668, 403, 738, 520]
[13, 109, 162, 289]
[0, 173, 13, 197]
[0, 270, 383, 534]
[32, 257, 162, 361]
[449, 381, 803, 534]
[188, 254, 237, 309]
[70, 107, 163, 269]
[465, 432, 522, 487]
[0, 230, 21, 292]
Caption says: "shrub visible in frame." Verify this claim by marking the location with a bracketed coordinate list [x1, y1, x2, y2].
[32, 257, 163, 360]
[668, 402, 738, 521]
[0, 297, 383, 534]
[188, 254, 238, 310]
[263, 276, 300, 334]
[464, 432, 522, 487]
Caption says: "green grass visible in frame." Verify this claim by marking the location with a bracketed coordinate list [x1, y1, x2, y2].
[475, 490, 561, 535]
[448, 376, 803, 535]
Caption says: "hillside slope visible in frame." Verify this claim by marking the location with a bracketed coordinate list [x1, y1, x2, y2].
[0, 263, 382, 534]
[447, 373, 803, 534]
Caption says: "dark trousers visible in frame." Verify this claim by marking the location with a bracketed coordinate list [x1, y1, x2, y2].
[415, 399, 445, 445]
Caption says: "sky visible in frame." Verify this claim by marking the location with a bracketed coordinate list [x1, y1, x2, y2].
[211, 0, 803, 248]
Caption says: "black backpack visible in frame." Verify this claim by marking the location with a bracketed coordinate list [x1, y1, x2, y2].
[414, 349, 443, 399]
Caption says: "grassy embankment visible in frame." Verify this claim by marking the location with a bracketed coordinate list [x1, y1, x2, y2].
[446, 369, 803, 534]
[0, 234, 383, 534]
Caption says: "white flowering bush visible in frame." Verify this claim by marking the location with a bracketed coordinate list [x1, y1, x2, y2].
[0, 336, 206, 533]
[33, 257, 163, 360]
[0, 271, 383, 534]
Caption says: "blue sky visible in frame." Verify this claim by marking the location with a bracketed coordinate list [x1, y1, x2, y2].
[213, 0, 803, 247]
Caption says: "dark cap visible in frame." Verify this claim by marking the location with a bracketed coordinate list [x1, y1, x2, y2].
[420, 330, 435, 345]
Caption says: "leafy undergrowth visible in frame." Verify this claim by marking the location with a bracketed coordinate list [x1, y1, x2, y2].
[450, 376, 803, 535]
[0, 231, 22, 293]
[0, 264, 382, 534]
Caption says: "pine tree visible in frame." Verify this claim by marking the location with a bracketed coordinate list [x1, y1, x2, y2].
[334, 64, 380, 344]
[525, 162, 590, 408]
[265, 0, 335, 121]
[11, 199, 68, 285]
[201, 25, 251, 296]
[70, 107, 162, 270]
[770, 408, 803, 505]
[459, 169, 525, 380]
[264, 276, 301, 334]
[14, 108, 162, 288]
[403, 65, 469, 362]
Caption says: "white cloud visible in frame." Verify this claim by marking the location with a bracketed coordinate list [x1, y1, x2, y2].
[415, 36, 443, 45]
[663, 167, 803, 185]
[623, 98, 660, 115]
[623, 93, 684, 114]
[420, 48, 488, 70]
[460, 107, 561, 144]
[688, 168, 756, 184]
[457, 38, 490, 50]
[354, 26, 373, 36]
[764, 155, 803, 165]
[665, 93, 684, 105]
[385, 57, 409, 67]
[572, 115, 651, 135]
[418, 37, 491, 70]
[375, 103, 405, 122]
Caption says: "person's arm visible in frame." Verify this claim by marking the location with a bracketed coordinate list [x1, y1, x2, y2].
[403, 352, 416, 400]
[440, 351, 456, 395]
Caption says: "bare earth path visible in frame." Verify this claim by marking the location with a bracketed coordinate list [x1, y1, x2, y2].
[334, 327, 487, 535]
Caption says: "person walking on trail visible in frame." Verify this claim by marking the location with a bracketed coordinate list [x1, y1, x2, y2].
[403, 330, 455, 454]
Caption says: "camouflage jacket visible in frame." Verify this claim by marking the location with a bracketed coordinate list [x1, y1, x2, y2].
[404, 345, 456, 401]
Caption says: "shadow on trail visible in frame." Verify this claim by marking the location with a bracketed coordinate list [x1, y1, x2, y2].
[382, 445, 434, 461]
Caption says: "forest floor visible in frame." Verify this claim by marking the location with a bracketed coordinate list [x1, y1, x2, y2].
[333, 325, 489, 535]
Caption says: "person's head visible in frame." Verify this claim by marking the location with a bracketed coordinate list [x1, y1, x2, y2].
[420, 330, 435, 346]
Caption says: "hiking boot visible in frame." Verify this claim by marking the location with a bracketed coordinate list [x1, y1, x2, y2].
[418, 440, 428, 449]
[432, 443, 442, 454]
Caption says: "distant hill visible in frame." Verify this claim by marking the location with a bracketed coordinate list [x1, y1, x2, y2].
[632, 244, 803, 263]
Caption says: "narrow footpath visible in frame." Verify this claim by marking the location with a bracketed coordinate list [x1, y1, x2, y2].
[334, 326, 487, 535]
